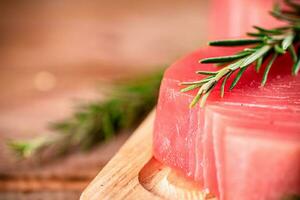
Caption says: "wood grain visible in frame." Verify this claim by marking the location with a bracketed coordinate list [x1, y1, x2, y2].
[80, 111, 157, 200]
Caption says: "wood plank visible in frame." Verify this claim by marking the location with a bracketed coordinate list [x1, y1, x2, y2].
[80, 111, 158, 200]
[81, 111, 215, 200]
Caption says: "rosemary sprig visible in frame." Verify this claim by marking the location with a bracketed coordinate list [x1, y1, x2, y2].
[181, 0, 300, 107]
[8, 70, 163, 158]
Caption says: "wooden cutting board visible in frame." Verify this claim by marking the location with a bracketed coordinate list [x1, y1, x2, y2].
[80, 111, 216, 200]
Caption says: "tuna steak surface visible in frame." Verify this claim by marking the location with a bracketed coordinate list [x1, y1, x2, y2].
[153, 47, 300, 200]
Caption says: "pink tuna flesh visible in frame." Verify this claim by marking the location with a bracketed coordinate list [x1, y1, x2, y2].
[153, 47, 300, 199]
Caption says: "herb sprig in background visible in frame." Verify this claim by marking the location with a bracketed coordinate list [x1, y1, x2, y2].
[8, 70, 163, 158]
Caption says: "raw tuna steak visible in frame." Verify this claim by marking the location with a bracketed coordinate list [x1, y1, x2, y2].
[153, 47, 300, 199]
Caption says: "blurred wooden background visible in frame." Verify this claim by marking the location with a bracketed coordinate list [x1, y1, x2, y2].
[0, 1, 209, 199]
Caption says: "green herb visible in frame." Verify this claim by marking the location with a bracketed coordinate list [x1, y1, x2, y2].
[209, 39, 264, 46]
[8, 70, 163, 158]
[181, 0, 300, 107]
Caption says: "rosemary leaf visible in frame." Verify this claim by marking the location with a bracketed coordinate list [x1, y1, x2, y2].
[253, 25, 283, 35]
[209, 39, 263, 46]
[284, 0, 300, 11]
[255, 56, 264, 72]
[292, 58, 300, 75]
[180, 76, 213, 85]
[262, 53, 278, 86]
[200, 51, 251, 63]
[196, 70, 219, 75]
[189, 88, 204, 108]
[274, 44, 286, 54]
[282, 34, 295, 50]
[244, 45, 264, 51]
[200, 88, 214, 108]
[288, 45, 298, 63]
[282, 10, 299, 15]
[276, 26, 292, 31]
[270, 10, 299, 22]
[230, 67, 247, 90]
[220, 72, 232, 98]
[180, 84, 202, 92]
[247, 32, 266, 37]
